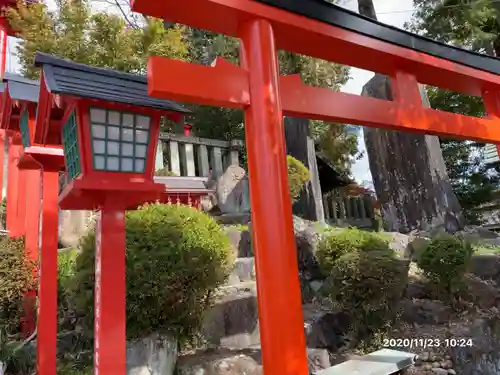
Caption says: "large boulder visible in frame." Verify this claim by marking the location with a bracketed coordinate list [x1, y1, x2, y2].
[126, 334, 178, 375]
[469, 255, 500, 284]
[202, 283, 260, 349]
[176, 347, 331, 375]
[450, 318, 500, 375]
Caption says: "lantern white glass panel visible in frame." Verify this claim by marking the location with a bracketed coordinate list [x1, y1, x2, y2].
[90, 108, 106, 123]
[107, 157, 120, 171]
[136, 115, 150, 129]
[89, 107, 151, 173]
[95, 156, 105, 169]
[122, 114, 134, 127]
[108, 126, 120, 140]
[122, 143, 133, 157]
[93, 140, 105, 154]
[135, 130, 148, 143]
[107, 141, 119, 155]
[135, 145, 147, 158]
[122, 158, 133, 172]
[108, 111, 121, 125]
[134, 159, 145, 172]
[121, 128, 134, 142]
[92, 124, 106, 138]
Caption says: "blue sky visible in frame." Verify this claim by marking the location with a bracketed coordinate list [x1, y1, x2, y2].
[5, 0, 415, 186]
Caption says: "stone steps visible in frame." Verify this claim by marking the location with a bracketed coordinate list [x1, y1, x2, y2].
[203, 277, 349, 352]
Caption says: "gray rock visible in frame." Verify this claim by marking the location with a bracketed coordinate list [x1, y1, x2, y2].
[303, 305, 352, 352]
[307, 348, 331, 373]
[177, 351, 262, 375]
[227, 257, 255, 284]
[401, 299, 452, 325]
[431, 368, 449, 375]
[469, 255, 500, 284]
[126, 334, 177, 375]
[384, 232, 411, 256]
[450, 318, 500, 375]
[215, 165, 250, 215]
[202, 286, 260, 349]
[224, 227, 252, 258]
[447, 370, 456, 375]
[419, 352, 430, 362]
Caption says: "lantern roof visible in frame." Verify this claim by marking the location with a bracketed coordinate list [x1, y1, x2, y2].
[34, 52, 191, 113]
[258, 0, 500, 76]
[3, 73, 39, 103]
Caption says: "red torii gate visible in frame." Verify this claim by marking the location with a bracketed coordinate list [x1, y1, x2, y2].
[126, 2, 500, 375]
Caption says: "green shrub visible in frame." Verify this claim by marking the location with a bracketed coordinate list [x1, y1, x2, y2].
[323, 250, 406, 336]
[67, 203, 234, 343]
[0, 237, 36, 335]
[287, 155, 310, 202]
[317, 228, 393, 272]
[155, 167, 177, 176]
[417, 234, 473, 296]
[0, 331, 35, 375]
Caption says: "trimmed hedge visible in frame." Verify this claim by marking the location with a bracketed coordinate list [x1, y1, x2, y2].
[317, 228, 392, 272]
[323, 250, 406, 335]
[417, 234, 473, 297]
[67, 203, 234, 342]
[0, 237, 36, 335]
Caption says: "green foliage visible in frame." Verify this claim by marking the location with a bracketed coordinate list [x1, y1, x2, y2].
[417, 234, 474, 296]
[323, 250, 406, 336]
[67, 203, 234, 342]
[6, 0, 190, 78]
[287, 156, 310, 202]
[0, 331, 35, 375]
[0, 237, 36, 335]
[317, 228, 393, 272]
[155, 167, 178, 177]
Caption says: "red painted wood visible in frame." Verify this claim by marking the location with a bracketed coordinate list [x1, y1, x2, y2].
[94, 208, 126, 375]
[6, 135, 20, 237]
[239, 19, 309, 375]
[37, 170, 59, 375]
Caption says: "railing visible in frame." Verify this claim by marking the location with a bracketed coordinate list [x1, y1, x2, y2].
[323, 190, 375, 229]
[157, 133, 244, 178]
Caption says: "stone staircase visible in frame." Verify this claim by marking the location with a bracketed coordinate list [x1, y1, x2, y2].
[202, 257, 259, 349]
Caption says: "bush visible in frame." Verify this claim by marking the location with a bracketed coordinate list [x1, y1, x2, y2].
[0, 237, 36, 335]
[67, 203, 234, 343]
[155, 167, 177, 176]
[417, 234, 473, 296]
[287, 155, 310, 202]
[323, 250, 406, 336]
[317, 228, 393, 273]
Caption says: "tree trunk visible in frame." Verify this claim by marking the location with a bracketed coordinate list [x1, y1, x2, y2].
[284, 117, 325, 222]
[358, 0, 464, 233]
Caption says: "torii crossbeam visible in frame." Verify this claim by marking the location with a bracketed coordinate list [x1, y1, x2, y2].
[130, 2, 500, 375]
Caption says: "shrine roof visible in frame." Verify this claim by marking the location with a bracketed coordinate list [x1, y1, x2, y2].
[257, 0, 500, 76]
[3, 73, 39, 103]
[34, 52, 191, 113]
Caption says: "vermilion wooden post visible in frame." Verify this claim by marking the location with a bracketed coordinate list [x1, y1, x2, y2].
[94, 206, 126, 375]
[21, 168, 41, 337]
[37, 170, 59, 375]
[6, 135, 21, 237]
[239, 19, 309, 375]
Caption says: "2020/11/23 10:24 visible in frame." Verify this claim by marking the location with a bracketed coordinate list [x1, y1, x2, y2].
[383, 338, 473, 349]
